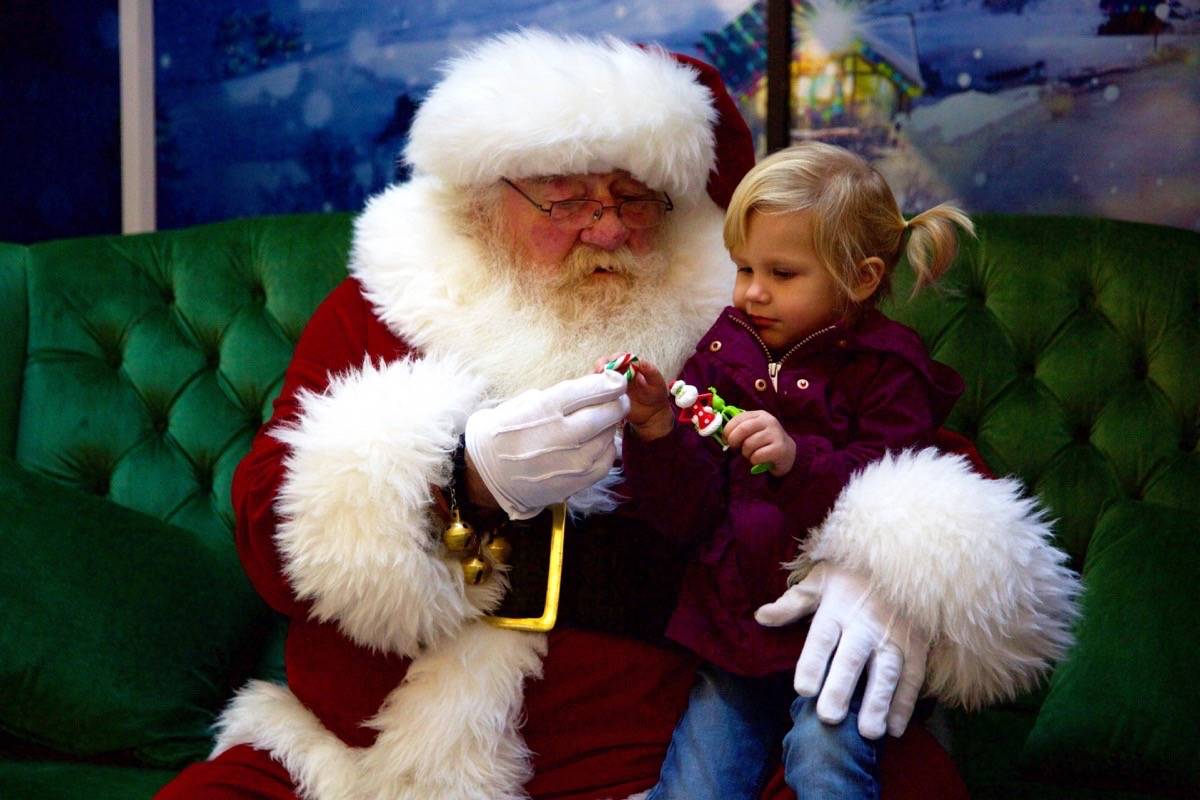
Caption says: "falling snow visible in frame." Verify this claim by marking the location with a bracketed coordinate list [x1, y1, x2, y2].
[149, 0, 1199, 232]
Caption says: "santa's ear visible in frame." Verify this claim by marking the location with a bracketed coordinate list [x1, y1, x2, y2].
[850, 257, 885, 302]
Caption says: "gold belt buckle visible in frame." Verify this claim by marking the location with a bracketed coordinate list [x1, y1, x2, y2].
[484, 503, 566, 632]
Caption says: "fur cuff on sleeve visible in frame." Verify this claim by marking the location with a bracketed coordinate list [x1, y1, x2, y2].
[797, 448, 1081, 710]
[271, 354, 503, 656]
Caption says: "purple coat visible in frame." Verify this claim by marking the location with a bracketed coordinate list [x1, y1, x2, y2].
[621, 306, 963, 677]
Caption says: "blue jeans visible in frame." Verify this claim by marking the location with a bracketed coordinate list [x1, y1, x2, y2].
[645, 663, 882, 800]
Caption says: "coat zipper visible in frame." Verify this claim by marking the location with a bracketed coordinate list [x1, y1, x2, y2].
[727, 315, 838, 392]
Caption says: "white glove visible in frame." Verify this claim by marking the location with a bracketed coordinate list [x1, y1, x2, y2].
[465, 371, 629, 520]
[755, 562, 929, 740]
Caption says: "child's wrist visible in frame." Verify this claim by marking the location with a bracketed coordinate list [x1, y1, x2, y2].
[776, 439, 797, 475]
[631, 408, 674, 441]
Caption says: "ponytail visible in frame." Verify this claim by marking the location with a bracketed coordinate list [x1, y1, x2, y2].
[903, 204, 975, 294]
[724, 143, 977, 308]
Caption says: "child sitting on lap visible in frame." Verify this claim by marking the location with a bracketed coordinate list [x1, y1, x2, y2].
[617, 142, 974, 800]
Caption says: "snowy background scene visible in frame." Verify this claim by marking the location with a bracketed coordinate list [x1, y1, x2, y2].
[868, 0, 1200, 229]
[154, 1, 747, 229]
[147, 0, 1196, 233]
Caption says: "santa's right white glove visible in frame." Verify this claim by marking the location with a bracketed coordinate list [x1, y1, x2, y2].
[755, 562, 929, 740]
[465, 370, 630, 520]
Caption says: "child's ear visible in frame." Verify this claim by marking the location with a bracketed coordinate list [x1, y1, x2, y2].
[850, 257, 885, 302]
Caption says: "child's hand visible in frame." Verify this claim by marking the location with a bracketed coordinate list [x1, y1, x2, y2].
[595, 354, 674, 440]
[723, 411, 796, 476]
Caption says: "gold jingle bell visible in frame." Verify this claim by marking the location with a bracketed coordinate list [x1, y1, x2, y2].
[483, 533, 512, 565]
[443, 510, 476, 553]
[461, 555, 493, 586]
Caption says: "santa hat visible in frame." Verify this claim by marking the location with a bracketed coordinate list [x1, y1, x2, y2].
[403, 29, 755, 210]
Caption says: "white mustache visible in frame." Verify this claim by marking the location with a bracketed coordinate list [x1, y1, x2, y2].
[555, 245, 638, 286]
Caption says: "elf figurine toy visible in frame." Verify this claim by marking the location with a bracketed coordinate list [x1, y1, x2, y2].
[670, 380, 773, 474]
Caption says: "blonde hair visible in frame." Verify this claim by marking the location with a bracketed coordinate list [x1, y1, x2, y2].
[724, 142, 974, 308]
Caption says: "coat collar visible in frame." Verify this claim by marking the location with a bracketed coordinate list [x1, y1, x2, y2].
[710, 306, 964, 418]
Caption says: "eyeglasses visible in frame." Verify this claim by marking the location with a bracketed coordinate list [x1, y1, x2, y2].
[502, 178, 673, 230]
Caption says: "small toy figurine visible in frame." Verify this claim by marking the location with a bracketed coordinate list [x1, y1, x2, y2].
[670, 381, 723, 438]
[670, 380, 773, 474]
[604, 352, 640, 382]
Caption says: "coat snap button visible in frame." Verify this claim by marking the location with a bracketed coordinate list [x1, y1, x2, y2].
[797, 378, 810, 389]
[709, 340, 722, 352]
[754, 378, 767, 391]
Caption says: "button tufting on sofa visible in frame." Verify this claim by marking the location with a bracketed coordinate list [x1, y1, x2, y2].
[1072, 423, 1092, 444]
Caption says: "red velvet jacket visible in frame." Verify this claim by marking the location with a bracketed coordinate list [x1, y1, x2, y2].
[232, 278, 415, 745]
[622, 306, 964, 677]
[231, 278, 723, 796]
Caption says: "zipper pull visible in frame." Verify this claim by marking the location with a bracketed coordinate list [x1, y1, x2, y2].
[768, 362, 781, 392]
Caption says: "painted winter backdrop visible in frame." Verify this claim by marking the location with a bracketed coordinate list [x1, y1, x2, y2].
[154, 0, 1199, 231]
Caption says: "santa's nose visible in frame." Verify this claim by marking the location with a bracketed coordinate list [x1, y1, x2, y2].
[579, 208, 630, 251]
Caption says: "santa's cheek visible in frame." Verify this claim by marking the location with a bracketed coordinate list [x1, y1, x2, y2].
[626, 229, 658, 256]
[525, 226, 579, 268]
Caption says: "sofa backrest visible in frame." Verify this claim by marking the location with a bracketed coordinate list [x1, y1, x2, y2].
[0, 243, 29, 458]
[882, 214, 1198, 567]
[2, 212, 1196, 568]
[3, 213, 353, 541]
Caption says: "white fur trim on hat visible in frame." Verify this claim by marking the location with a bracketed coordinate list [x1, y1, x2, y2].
[404, 29, 718, 202]
[796, 448, 1081, 710]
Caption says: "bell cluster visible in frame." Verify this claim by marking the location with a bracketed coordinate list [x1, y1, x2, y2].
[442, 510, 512, 585]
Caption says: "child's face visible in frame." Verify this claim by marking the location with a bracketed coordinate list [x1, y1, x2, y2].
[731, 210, 844, 351]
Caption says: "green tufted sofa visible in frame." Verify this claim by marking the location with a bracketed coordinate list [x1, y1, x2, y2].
[0, 213, 1196, 799]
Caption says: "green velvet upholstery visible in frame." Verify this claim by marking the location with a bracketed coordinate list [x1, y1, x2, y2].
[0, 760, 176, 800]
[15, 215, 353, 533]
[0, 242, 29, 457]
[1, 214, 352, 796]
[884, 216, 1199, 559]
[0, 453, 268, 765]
[1022, 500, 1199, 796]
[0, 213, 1195, 799]
[881, 215, 1198, 800]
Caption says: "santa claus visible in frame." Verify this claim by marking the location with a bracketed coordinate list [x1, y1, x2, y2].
[158, 29, 1078, 800]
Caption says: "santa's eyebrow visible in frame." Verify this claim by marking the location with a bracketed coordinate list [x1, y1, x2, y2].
[612, 177, 655, 195]
[527, 176, 586, 190]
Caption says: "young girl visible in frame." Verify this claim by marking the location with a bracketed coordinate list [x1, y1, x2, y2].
[617, 142, 973, 799]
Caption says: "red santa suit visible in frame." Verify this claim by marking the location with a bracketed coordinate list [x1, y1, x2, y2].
[159, 30, 1078, 800]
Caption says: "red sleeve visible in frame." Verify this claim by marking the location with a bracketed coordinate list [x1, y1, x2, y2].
[230, 278, 408, 616]
[620, 357, 729, 547]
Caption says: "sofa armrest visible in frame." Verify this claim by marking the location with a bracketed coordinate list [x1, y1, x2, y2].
[0, 243, 29, 458]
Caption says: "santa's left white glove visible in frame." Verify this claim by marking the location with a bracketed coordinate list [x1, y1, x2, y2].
[755, 562, 929, 740]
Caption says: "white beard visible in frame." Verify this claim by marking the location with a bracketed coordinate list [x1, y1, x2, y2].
[461, 231, 693, 399]
[351, 176, 734, 405]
